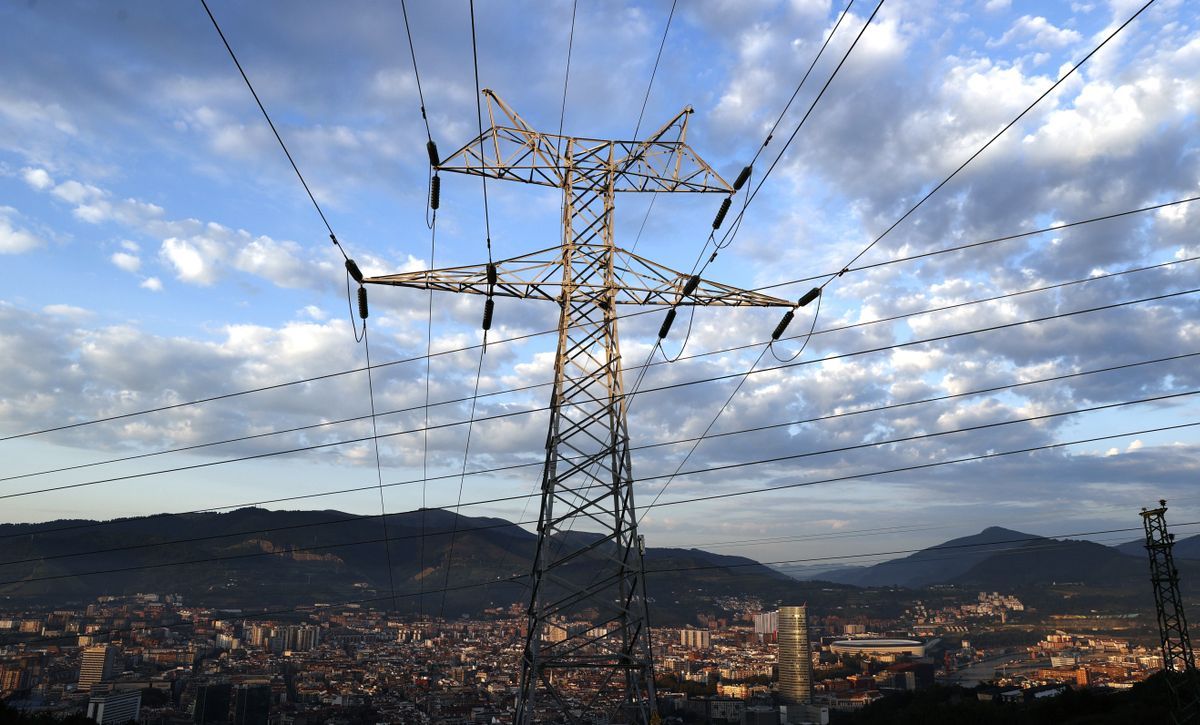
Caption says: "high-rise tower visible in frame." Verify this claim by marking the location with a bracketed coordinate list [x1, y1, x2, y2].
[778, 605, 813, 705]
[78, 645, 120, 691]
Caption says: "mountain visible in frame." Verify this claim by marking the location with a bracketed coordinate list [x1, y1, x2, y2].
[0, 507, 836, 624]
[1117, 533, 1200, 560]
[812, 527, 1044, 588]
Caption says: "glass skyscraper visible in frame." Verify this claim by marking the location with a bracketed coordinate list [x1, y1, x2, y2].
[778, 605, 812, 704]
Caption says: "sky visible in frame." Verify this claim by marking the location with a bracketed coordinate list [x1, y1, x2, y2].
[1, 0, 1199, 573]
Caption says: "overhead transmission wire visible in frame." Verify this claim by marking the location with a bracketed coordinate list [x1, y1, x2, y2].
[6, 344, 1195, 560]
[197, 0, 400, 612]
[625, 0, 678, 256]
[435, 0, 505, 620]
[815, 0, 1158, 292]
[4, 284, 1195, 502]
[553, 0, 863, 559]
[628, 0, 878, 522]
[640, 0, 1156, 512]
[4, 192, 1195, 447]
[4, 382, 1195, 560]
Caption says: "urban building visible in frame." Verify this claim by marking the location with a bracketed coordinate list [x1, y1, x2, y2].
[778, 605, 812, 705]
[233, 684, 271, 725]
[754, 611, 779, 639]
[78, 645, 120, 691]
[86, 689, 141, 725]
[194, 682, 233, 724]
[679, 628, 711, 649]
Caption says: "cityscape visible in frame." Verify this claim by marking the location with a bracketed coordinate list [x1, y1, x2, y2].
[3, 0, 1200, 723]
[0, 582, 1181, 723]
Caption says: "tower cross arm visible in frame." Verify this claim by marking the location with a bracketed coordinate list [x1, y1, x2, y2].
[434, 90, 733, 193]
[362, 245, 793, 308]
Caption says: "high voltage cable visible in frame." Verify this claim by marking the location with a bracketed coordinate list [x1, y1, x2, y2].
[197, 0, 347, 258]
[650, 420, 1200, 511]
[8, 252, 1189, 487]
[4, 194, 1193, 445]
[2, 392, 1191, 565]
[697, 0, 882, 269]
[626, 0, 678, 254]
[6, 348, 1193, 561]
[746, 0, 854, 171]
[362, 327, 399, 612]
[3, 287, 1194, 501]
[399, 0, 434, 142]
[816, 0, 1157, 289]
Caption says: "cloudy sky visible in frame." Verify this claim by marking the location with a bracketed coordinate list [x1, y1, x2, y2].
[1, 0, 1198, 572]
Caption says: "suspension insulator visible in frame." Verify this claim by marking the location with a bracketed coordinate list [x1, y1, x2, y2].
[430, 174, 441, 210]
[682, 274, 701, 297]
[345, 258, 363, 284]
[487, 261, 498, 288]
[426, 139, 440, 167]
[733, 165, 752, 191]
[712, 197, 732, 230]
[482, 298, 495, 331]
[357, 286, 369, 319]
[772, 310, 795, 340]
[658, 308, 677, 340]
[798, 287, 821, 307]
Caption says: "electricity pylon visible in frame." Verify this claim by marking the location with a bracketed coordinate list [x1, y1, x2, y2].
[365, 90, 791, 723]
[1141, 500, 1200, 723]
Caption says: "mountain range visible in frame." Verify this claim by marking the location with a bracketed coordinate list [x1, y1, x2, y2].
[2, 509, 1195, 620]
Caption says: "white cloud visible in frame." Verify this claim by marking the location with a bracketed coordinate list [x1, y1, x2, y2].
[160, 237, 220, 285]
[21, 167, 54, 190]
[110, 251, 141, 273]
[983, 0, 1011, 11]
[0, 208, 45, 254]
[41, 304, 92, 320]
[140, 276, 164, 292]
[991, 15, 1082, 49]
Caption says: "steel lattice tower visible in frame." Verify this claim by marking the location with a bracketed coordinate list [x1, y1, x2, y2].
[365, 91, 791, 723]
[1141, 499, 1200, 723]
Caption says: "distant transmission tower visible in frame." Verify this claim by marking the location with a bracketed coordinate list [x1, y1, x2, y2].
[365, 90, 791, 723]
[1141, 499, 1200, 723]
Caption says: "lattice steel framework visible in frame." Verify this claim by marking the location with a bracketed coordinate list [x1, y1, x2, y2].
[366, 90, 791, 724]
[1141, 499, 1200, 723]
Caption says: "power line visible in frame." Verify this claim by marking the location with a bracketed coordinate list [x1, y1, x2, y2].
[651, 419, 1200, 511]
[10, 251, 1191, 484]
[4, 391, 1192, 588]
[747, 0, 854, 171]
[3, 286, 1194, 501]
[697, 0, 882, 270]
[818, 0, 1157, 288]
[399, 0, 434, 142]
[5, 349, 1191, 561]
[6, 193, 1191, 446]
[197, 0, 346, 257]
